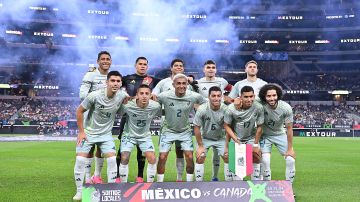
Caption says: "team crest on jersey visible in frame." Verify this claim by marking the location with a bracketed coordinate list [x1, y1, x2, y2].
[169, 103, 174, 107]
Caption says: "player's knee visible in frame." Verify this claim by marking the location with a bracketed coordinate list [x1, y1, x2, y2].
[262, 153, 271, 167]
[120, 152, 130, 165]
[159, 153, 168, 162]
[148, 156, 156, 165]
[196, 156, 205, 164]
[285, 156, 295, 166]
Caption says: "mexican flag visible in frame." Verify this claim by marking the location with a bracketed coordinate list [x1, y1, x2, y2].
[228, 142, 253, 179]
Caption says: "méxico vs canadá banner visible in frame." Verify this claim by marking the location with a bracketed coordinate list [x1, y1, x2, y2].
[82, 181, 294, 202]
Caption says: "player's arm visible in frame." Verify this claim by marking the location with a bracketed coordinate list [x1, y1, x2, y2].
[76, 105, 87, 145]
[79, 73, 92, 100]
[285, 122, 295, 159]
[194, 125, 205, 158]
[224, 123, 240, 144]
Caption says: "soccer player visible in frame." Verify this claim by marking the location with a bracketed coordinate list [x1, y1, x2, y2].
[224, 86, 264, 180]
[225, 60, 267, 103]
[258, 83, 296, 185]
[152, 59, 195, 181]
[156, 74, 207, 182]
[193, 86, 233, 181]
[79, 51, 112, 184]
[73, 71, 128, 201]
[117, 57, 159, 183]
[118, 84, 161, 183]
[196, 60, 231, 181]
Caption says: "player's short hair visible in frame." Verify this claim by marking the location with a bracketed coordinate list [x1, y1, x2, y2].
[172, 73, 187, 82]
[240, 86, 254, 95]
[135, 56, 148, 64]
[258, 83, 283, 103]
[245, 60, 258, 68]
[137, 84, 151, 92]
[171, 58, 184, 68]
[107, 71, 122, 80]
[204, 60, 216, 66]
[97, 51, 111, 60]
[208, 86, 222, 96]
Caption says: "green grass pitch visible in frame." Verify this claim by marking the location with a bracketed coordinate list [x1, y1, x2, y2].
[0, 136, 359, 202]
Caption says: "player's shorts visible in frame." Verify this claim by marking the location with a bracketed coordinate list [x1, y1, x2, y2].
[76, 139, 116, 155]
[196, 138, 226, 157]
[260, 134, 287, 155]
[120, 135, 155, 153]
[159, 130, 193, 152]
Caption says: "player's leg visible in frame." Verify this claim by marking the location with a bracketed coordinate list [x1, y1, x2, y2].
[136, 145, 146, 182]
[98, 140, 118, 183]
[116, 117, 126, 178]
[139, 137, 157, 182]
[216, 140, 232, 181]
[175, 141, 184, 181]
[180, 133, 195, 182]
[194, 142, 208, 182]
[260, 136, 272, 181]
[157, 133, 172, 182]
[211, 147, 220, 181]
[118, 136, 135, 183]
[92, 146, 104, 184]
[84, 145, 95, 183]
[275, 135, 296, 184]
[73, 141, 93, 200]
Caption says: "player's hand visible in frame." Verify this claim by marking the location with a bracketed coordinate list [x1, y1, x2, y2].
[187, 76, 194, 84]
[122, 96, 134, 104]
[151, 94, 158, 101]
[234, 97, 242, 110]
[77, 131, 87, 146]
[253, 147, 261, 156]
[196, 146, 206, 159]
[285, 148, 296, 159]
[224, 147, 228, 158]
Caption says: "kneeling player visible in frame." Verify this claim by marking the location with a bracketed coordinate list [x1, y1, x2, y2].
[73, 71, 128, 201]
[224, 86, 264, 180]
[258, 84, 296, 184]
[193, 86, 233, 181]
[118, 84, 161, 183]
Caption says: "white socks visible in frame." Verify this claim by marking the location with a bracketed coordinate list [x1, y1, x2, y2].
[224, 163, 233, 181]
[186, 173, 193, 182]
[84, 157, 93, 182]
[285, 156, 296, 184]
[94, 157, 104, 177]
[251, 163, 261, 180]
[212, 150, 220, 179]
[176, 158, 184, 181]
[262, 153, 271, 180]
[119, 163, 129, 182]
[107, 156, 117, 183]
[157, 174, 164, 182]
[74, 156, 87, 193]
[195, 163, 204, 181]
[147, 163, 157, 182]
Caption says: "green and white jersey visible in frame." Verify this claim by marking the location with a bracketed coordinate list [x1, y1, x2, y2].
[228, 78, 267, 99]
[81, 88, 128, 141]
[197, 77, 228, 97]
[263, 100, 293, 136]
[79, 68, 107, 100]
[120, 99, 161, 138]
[158, 90, 207, 133]
[224, 101, 264, 141]
[193, 102, 227, 141]
[153, 77, 193, 95]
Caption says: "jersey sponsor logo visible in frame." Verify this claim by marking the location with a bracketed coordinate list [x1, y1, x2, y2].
[169, 103, 175, 107]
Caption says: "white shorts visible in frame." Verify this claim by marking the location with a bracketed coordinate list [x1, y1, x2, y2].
[260, 134, 288, 155]
[120, 136, 155, 153]
[159, 130, 193, 152]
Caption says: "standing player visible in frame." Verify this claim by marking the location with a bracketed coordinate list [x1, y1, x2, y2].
[224, 86, 264, 180]
[156, 74, 207, 182]
[193, 86, 233, 182]
[258, 83, 296, 185]
[118, 84, 161, 183]
[225, 60, 267, 103]
[73, 71, 128, 201]
[196, 60, 230, 181]
[79, 51, 112, 184]
[152, 59, 195, 181]
[117, 57, 159, 183]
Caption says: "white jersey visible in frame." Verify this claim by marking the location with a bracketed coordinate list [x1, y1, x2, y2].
[79, 68, 107, 100]
[197, 77, 228, 97]
[229, 78, 267, 98]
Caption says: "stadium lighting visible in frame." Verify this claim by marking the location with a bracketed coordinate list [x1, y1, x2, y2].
[328, 90, 351, 95]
